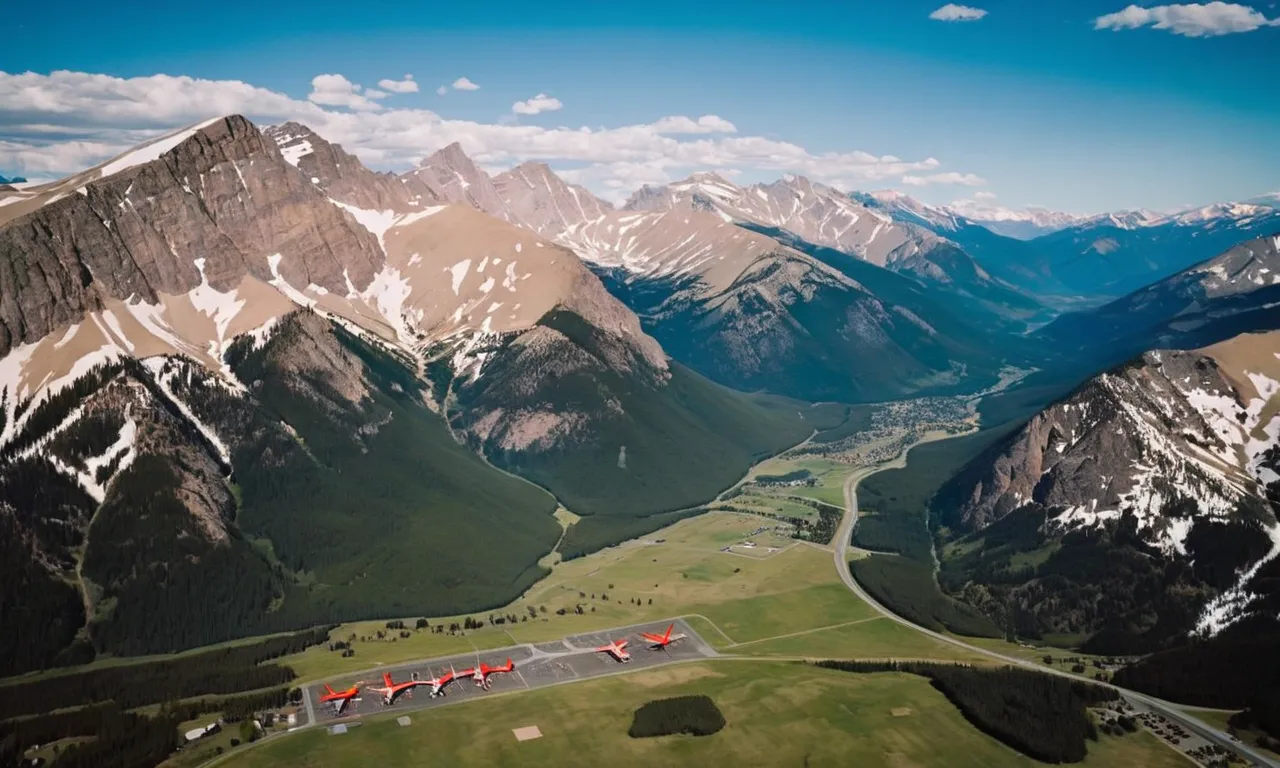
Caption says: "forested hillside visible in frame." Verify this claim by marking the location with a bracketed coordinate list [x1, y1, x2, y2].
[438, 308, 842, 552]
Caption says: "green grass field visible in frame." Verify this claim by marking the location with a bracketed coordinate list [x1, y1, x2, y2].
[216, 661, 1190, 768]
[960, 637, 1118, 680]
[744, 456, 850, 506]
[282, 512, 979, 682]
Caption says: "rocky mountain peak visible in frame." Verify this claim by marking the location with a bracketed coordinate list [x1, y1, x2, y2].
[264, 120, 434, 212]
[492, 161, 612, 237]
[0, 113, 386, 362]
[405, 142, 516, 223]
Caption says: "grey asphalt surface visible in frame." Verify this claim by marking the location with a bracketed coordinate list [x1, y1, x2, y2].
[306, 618, 713, 724]
[837, 465, 1279, 768]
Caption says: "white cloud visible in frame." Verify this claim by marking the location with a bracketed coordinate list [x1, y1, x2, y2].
[363, 89, 388, 100]
[452, 77, 480, 91]
[649, 115, 737, 134]
[307, 74, 383, 112]
[0, 69, 985, 206]
[901, 171, 986, 187]
[1094, 2, 1279, 36]
[378, 75, 419, 94]
[511, 93, 563, 116]
[974, 190, 998, 200]
[929, 4, 989, 21]
[436, 85, 447, 96]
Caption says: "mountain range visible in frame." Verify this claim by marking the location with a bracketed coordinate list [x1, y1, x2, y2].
[1, 112, 1277, 684]
[932, 240, 1280, 653]
[863, 190, 1280, 301]
[0, 116, 832, 674]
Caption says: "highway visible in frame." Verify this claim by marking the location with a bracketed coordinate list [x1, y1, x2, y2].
[835, 456, 1279, 768]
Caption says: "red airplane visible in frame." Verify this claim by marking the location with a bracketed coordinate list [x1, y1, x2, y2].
[595, 638, 631, 663]
[457, 658, 515, 690]
[319, 683, 360, 716]
[372, 672, 430, 706]
[641, 624, 688, 651]
[425, 668, 458, 698]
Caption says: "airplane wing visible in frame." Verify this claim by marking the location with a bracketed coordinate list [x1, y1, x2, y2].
[333, 696, 350, 715]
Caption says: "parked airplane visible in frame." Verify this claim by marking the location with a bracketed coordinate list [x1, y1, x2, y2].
[319, 683, 360, 716]
[426, 669, 458, 697]
[372, 672, 429, 706]
[641, 624, 688, 651]
[596, 638, 631, 662]
[457, 658, 515, 690]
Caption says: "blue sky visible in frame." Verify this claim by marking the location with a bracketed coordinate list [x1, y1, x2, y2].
[1, 0, 1278, 212]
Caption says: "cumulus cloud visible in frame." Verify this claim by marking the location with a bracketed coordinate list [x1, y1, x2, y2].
[307, 74, 383, 112]
[0, 69, 985, 204]
[436, 85, 447, 96]
[901, 171, 986, 187]
[929, 4, 989, 21]
[378, 75, 419, 94]
[649, 115, 737, 134]
[511, 93, 563, 116]
[452, 77, 480, 91]
[974, 190, 998, 200]
[1094, 2, 1279, 36]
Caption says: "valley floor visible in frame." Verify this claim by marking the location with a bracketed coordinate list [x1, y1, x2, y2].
[213, 661, 1190, 768]
[18, 383, 1246, 768]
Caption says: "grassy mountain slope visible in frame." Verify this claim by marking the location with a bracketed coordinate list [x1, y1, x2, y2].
[442, 309, 843, 552]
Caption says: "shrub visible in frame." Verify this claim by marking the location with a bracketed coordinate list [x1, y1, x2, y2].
[628, 695, 726, 738]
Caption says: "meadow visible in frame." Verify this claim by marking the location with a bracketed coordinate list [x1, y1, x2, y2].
[216, 661, 1191, 768]
[281, 511, 977, 683]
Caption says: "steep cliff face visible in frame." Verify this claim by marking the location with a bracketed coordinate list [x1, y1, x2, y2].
[265, 121, 440, 212]
[0, 115, 827, 674]
[492, 161, 613, 237]
[935, 331, 1280, 650]
[947, 348, 1273, 541]
[402, 142, 518, 223]
[0, 115, 384, 359]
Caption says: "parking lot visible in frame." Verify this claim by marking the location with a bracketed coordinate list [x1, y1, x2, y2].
[306, 618, 714, 723]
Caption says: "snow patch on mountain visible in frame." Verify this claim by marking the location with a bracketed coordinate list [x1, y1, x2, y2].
[98, 117, 223, 179]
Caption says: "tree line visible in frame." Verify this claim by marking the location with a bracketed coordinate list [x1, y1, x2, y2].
[1112, 615, 1280, 732]
[816, 660, 1116, 764]
[0, 627, 327, 721]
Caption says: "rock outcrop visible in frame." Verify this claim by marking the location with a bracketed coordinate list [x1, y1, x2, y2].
[0, 115, 384, 358]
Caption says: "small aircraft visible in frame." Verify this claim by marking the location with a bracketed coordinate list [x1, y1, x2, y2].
[595, 638, 631, 663]
[319, 683, 360, 716]
[641, 624, 688, 651]
[372, 672, 430, 706]
[457, 658, 515, 690]
[425, 668, 457, 698]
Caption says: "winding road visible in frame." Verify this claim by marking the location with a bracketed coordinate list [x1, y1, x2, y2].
[835, 454, 1279, 768]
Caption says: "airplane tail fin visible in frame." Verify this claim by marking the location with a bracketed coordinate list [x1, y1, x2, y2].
[324, 684, 336, 695]
[665, 624, 674, 642]
[383, 672, 394, 687]
[504, 658, 514, 671]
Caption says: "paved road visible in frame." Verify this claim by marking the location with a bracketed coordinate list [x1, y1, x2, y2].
[304, 618, 715, 726]
[836, 461, 1279, 768]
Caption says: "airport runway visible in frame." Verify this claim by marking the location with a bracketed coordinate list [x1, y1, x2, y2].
[305, 618, 714, 725]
